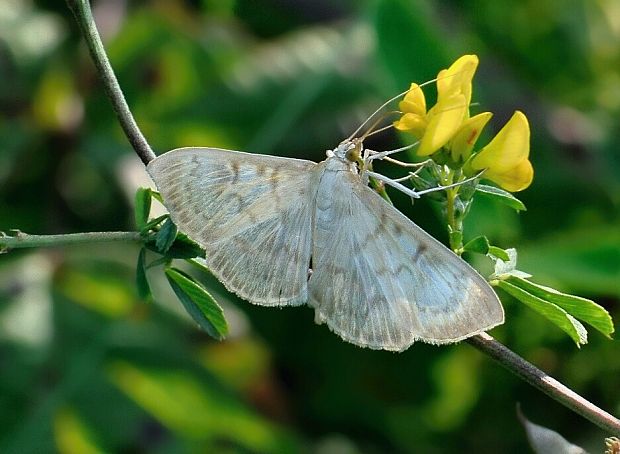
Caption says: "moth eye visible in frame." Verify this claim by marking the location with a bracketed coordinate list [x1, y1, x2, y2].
[345, 147, 360, 163]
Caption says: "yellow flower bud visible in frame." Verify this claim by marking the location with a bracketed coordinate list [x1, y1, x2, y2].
[470, 111, 533, 192]
[399, 83, 426, 116]
[437, 54, 478, 112]
[393, 83, 428, 136]
[393, 113, 426, 137]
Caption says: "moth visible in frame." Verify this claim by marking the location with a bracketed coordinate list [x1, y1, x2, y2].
[147, 138, 504, 351]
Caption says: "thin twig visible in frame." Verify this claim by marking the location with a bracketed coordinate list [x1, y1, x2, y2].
[66, 0, 156, 165]
[468, 333, 620, 436]
[0, 231, 142, 252]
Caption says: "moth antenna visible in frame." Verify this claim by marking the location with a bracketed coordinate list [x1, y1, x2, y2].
[347, 68, 472, 142]
[363, 122, 395, 139]
[358, 111, 398, 142]
[347, 88, 416, 141]
[347, 77, 443, 141]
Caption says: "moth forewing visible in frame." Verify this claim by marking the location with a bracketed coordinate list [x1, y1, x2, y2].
[307, 164, 504, 351]
[147, 147, 317, 306]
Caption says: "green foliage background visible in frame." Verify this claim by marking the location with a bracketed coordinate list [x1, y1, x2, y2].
[0, 0, 619, 452]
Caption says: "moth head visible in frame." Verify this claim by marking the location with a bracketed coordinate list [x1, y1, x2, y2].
[333, 139, 364, 166]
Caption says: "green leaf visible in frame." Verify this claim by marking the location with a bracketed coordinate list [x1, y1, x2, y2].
[141, 214, 169, 234]
[497, 280, 587, 346]
[506, 276, 614, 338]
[165, 267, 228, 340]
[150, 190, 164, 204]
[188, 258, 212, 274]
[488, 246, 510, 262]
[155, 218, 178, 254]
[146, 256, 171, 269]
[136, 248, 152, 301]
[165, 233, 205, 259]
[476, 184, 527, 211]
[134, 187, 152, 230]
[144, 231, 204, 259]
[463, 236, 489, 255]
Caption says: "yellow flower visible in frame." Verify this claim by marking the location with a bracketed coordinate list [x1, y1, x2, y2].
[469, 111, 533, 192]
[394, 55, 479, 157]
[393, 82, 426, 137]
[436, 55, 478, 115]
[392, 56, 533, 193]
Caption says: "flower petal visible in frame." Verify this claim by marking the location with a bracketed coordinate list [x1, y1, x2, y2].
[399, 83, 426, 115]
[393, 112, 426, 136]
[484, 158, 534, 192]
[399, 100, 425, 117]
[417, 94, 467, 156]
[437, 55, 478, 107]
[471, 111, 530, 172]
[450, 111, 493, 162]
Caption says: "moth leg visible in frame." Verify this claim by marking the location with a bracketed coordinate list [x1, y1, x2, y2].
[364, 171, 422, 199]
[363, 143, 418, 164]
[385, 161, 434, 184]
[391, 169, 425, 183]
[382, 156, 433, 169]
[414, 170, 484, 196]
[364, 170, 484, 199]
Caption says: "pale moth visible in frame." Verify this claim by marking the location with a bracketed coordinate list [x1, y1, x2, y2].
[147, 104, 504, 352]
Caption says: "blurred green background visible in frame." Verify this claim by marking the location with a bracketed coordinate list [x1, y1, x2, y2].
[1, 0, 619, 452]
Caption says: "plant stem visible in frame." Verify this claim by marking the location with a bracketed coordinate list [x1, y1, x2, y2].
[446, 188, 456, 229]
[445, 187, 462, 251]
[468, 333, 620, 436]
[444, 169, 463, 252]
[66, 0, 156, 165]
[0, 232, 142, 251]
